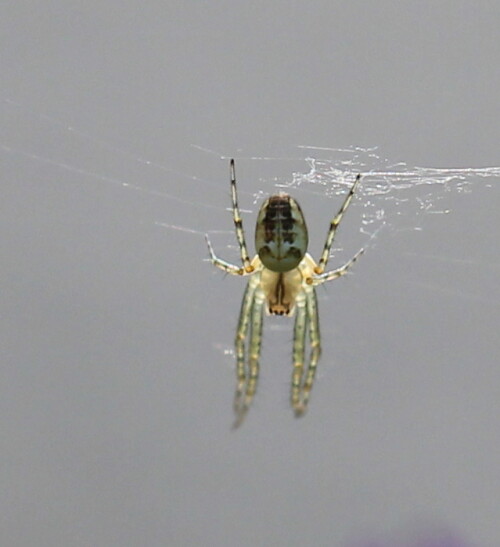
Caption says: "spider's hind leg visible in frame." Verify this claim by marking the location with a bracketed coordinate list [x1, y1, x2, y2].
[230, 159, 254, 274]
[315, 173, 362, 275]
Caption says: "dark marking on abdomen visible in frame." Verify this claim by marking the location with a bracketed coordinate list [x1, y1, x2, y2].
[264, 195, 296, 244]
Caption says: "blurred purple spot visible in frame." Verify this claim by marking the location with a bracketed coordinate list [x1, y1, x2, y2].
[349, 531, 472, 547]
[412, 534, 471, 547]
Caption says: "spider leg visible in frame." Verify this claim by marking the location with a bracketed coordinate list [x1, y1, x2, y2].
[311, 246, 365, 286]
[205, 234, 245, 275]
[300, 286, 322, 415]
[292, 286, 322, 416]
[204, 159, 255, 275]
[315, 173, 361, 275]
[291, 292, 307, 414]
[234, 276, 258, 409]
[230, 159, 254, 274]
[233, 286, 265, 428]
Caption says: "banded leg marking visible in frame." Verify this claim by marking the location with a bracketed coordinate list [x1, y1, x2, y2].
[230, 159, 254, 274]
[291, 293, 307, 413]
[311, 246, 365, 286]
[233, 287, 264, 427]
[299, 286, 321, 415]
[315, 173, 361, 274]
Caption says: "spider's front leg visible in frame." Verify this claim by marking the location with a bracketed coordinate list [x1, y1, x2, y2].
[291, 292, 307, 414]
[301, 286, 321, 412]
[291, 286, 322, 416]
[233, 281, 265, 428]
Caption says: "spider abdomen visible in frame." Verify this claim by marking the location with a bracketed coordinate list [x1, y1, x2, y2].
[255, 194, 308, 273]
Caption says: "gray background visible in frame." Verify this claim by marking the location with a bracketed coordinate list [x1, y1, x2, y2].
[1, 2, 499, 546]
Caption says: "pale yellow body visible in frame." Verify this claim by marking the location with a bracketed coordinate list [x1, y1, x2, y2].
[254, 254, 317, 316]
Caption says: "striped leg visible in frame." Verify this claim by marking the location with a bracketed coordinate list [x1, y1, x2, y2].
[291, 292, 307, 414]
[315, 173, 361, 274]
[234, 276, 259, 414]
[298, 286, 322, 415]
[230, 159, 254, 274]
[311, 246, 365, 286]
[205, 234, 245, 275]
[204, 159, 254, 275]
[233, 287, 265, 428]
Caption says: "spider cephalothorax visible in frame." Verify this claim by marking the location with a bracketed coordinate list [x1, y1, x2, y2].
[206, 159, 363, 426]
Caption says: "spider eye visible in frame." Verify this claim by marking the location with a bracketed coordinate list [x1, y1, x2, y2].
[255, 195, 308, 272]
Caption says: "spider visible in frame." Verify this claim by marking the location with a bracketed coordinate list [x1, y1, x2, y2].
[206, 159, 364, 426]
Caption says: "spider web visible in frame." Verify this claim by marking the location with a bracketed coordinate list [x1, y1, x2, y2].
[1, 97, 499, 248]
[194, 143, 499, 269]
[244, 146, 498, 228]
[287, 145, 499, 227]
